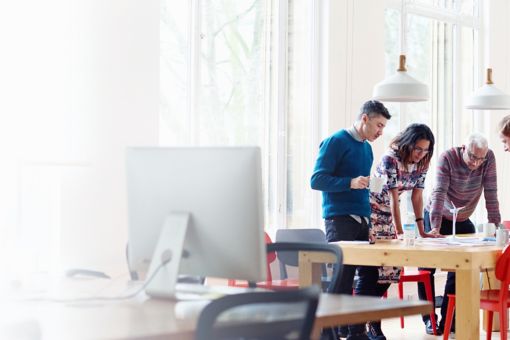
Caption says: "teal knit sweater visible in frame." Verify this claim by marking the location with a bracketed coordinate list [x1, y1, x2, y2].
[311, 129, 373, 219]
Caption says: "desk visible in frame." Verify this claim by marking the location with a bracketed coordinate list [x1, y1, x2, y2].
[312, 294, 430, 339]
[1, 292, 429, 339]
[299, 239, 502, 340]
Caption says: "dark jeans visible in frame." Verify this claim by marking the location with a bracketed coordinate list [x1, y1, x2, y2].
[325, 215, 380, 335]
[418, 210, 475, 329]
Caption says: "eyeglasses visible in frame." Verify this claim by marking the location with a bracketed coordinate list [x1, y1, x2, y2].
[467, 150, 486, 163]
[413, 146, 430, 154]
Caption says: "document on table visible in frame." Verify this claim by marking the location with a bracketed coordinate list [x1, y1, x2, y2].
[337, 241, 370, 245]
[415, 236, 495, 247]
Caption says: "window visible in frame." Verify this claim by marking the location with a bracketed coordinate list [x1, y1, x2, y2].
[383, 0, 480, 214]
[160, 0, 321, 230]
[160, 1, 266, 146]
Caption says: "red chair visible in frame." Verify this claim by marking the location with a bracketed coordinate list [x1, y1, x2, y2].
[382, 268, 437, 335]
[229, 229, 333, 291]
[503, 220, 510, 231]
[443, 244, 510, 340]
[228, 232, 299, 290]
[398, 268, 438, 335]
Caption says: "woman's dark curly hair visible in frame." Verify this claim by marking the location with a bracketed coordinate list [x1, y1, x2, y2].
[390, 123, 435, 171]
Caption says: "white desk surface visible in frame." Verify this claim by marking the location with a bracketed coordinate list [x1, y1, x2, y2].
[0, 276, 430, 340]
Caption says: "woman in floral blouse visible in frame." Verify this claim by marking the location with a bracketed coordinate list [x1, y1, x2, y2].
[365, 123, 437, 339]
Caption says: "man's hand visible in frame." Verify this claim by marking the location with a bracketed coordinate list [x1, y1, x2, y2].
[351, 176, 369, 189]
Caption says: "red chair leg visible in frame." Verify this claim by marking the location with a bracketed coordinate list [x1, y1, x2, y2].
[500, 304, 507, 340]
[423, 278, 437, 335]
[487, 311, 493, 340]
[398, 281, 404, 328]
[443, 295, 455, 340]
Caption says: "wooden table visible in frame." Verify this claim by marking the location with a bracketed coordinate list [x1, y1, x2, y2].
[313, 293, 430, 339]
[299, 239, 502, 340]
[0, 292, 430, 340]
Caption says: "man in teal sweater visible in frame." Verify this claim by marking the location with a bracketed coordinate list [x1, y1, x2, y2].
[311, 100, 391, 340]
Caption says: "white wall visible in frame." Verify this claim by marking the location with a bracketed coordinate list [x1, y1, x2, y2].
[326, 0, 388, 160]
[66, 0, 159, 272]
[0, 0, 159, 277]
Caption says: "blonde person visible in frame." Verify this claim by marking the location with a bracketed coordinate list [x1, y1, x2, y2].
[498, 115, 510, 152]
[366, 123, 437, 339]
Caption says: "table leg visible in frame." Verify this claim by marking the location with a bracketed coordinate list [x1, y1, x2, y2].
[456, 269, 480, 339]
[299, 254, 323, 287]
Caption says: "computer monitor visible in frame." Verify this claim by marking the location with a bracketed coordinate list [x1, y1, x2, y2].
[126, 146, 267, 298]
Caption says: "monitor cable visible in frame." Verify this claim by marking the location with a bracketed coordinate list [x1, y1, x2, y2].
[14, 250, 172, 303]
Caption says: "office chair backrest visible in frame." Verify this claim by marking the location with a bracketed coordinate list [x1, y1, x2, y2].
[275, 228, 326, 245]
[267, 242, 343, 294]
[274, 229, 327, 279]
[196, 286, 321, 340]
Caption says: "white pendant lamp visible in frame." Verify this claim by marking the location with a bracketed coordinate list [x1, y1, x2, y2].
[372, 54, 429, 102]
[465, 68, 510, 110]
[372, 0, 429, 103]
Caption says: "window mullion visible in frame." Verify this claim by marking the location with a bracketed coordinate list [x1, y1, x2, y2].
[189, 0, 200, 145]
[310, 0, 322, 227]
[452, 22, 462, 145]
[276, 0, 288, 228]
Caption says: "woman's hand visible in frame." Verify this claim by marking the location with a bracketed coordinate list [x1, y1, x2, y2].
[420, 227, 444, 238]
[369, 228, 377, 244]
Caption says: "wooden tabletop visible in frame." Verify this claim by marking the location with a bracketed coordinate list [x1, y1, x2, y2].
[299, 239, 503, 340]
[314, 293, 430, 330]
[1, 291, 430, 340]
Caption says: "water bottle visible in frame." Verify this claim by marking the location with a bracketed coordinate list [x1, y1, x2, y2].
[402, 213, 416, 246]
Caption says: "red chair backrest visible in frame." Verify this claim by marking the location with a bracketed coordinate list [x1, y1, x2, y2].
[266, 232, 276, 263]
[495, 244, 510, 282]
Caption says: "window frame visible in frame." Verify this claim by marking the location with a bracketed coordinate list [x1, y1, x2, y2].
[384, 0, 482, 219]
[159, 0, 325, 230]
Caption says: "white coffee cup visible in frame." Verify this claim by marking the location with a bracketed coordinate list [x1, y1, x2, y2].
[496, 228, 509, 246]
[369, 175, 387, 194]
[483, 223, 496, 237]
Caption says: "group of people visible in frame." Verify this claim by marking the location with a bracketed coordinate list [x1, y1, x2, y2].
[311, 99, 510, 340]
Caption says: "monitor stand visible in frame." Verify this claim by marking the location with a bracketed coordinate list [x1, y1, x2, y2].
[144, 212, 257, 301]
[145, 212, 190, 299]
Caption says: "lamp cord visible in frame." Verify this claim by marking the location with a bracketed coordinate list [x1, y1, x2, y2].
[400, 0, 406, 55]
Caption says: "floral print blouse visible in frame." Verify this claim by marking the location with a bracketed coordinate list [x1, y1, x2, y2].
[369, 149, 428, 283]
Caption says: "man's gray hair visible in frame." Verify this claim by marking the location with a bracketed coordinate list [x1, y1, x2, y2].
[467, 132, 488, 149]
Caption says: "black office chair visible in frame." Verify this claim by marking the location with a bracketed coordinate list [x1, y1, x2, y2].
[274, 229, 328, 284]
[266, 242, 343, 340]
[196, 286, 321, 340]
[267, 241, 343, 294]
